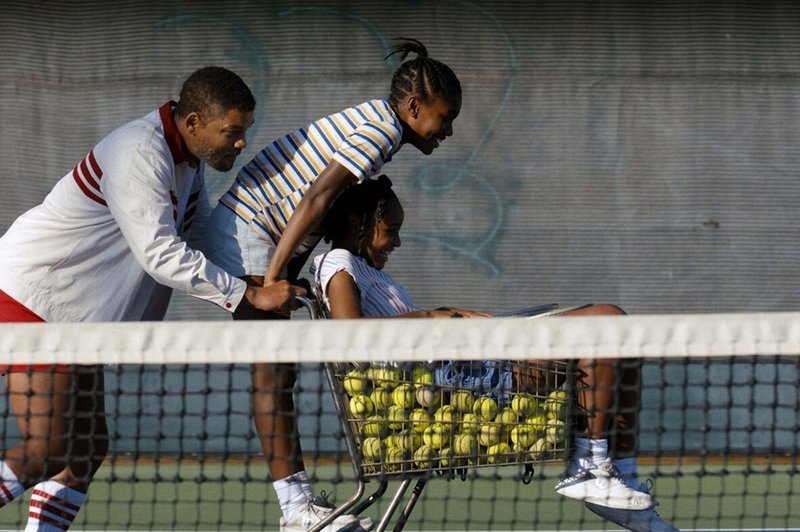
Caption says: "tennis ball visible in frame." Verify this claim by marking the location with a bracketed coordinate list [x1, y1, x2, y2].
[510, 423, 538, 448]
[384, 446, 404, 471]
[397, 429, 422, 452]
[412, 366, 435, 385]
[450, 390, 475, 413]
[496, 407, 518, 425]
[544, 389, 568, 419]
[459, 412, 480, 434]
[511, 393, 538, 417]
[360, 415, 388, 438]
[348, 395, 374, 419]
[422, 424, 449, 449]
[544, 419, 566, 445]
[370, 386, 393, 412]
[415, 385, 440, 408]
[452, 434, 478, 457]
[472, 397, 498, 422]
[409, 408, 432, 433]
[361, 436, 383, 460]
[478, 423, 503, 447]
[392, 383, 414, 409]
[526, 414, 548, 433]
[413, 444, 438, 469]
[528, 437, 549, 459]
[383, 433, 399, 449]
[369, 366, 403, 389]
[343, 369, 369, 396]
[438, 446, 455, 468]
[387, 404, 407, 430]
[487, 442, 512, 464]
[433, 405, 460, 424]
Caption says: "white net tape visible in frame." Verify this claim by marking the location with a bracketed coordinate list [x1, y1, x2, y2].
[3, 312, 799, 365]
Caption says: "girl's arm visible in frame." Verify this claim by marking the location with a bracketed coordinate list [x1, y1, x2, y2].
[326, 270, 489, 320]
[265, 160, 357, 285]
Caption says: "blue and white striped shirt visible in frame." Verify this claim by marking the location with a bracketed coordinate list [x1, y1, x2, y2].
[220, 100, 403, 256]
[312, 248, 416, 317]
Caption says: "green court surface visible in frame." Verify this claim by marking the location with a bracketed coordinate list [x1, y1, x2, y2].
[0, 457, 797, 530]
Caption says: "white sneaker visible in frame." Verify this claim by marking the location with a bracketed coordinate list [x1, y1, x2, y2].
[555, 461, 654, 510]
[585, 501, 679, 532]
[280, 495, 374, 532]
[279, 500, 363, 532]
[310, 494, 374, 531]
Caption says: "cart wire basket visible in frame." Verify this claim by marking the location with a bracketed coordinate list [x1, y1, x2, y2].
[296, 297, 576, 532]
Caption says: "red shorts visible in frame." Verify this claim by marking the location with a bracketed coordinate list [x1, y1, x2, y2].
[0, 290, 71, 374]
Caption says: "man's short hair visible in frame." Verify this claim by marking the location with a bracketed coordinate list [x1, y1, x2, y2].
[176, 66, 255, 123]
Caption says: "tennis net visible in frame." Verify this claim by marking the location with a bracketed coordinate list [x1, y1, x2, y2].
[0, 310, 798, 531]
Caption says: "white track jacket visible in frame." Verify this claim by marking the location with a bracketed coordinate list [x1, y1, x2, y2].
[0, 102, 246, 322]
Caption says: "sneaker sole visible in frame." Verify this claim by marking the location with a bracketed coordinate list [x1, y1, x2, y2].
[585, 502, 680, 532]
[556, 476, 654, 510]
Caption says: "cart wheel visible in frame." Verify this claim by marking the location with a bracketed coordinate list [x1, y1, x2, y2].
[458, 468, 468, 481]
[522, 463, 535, 484]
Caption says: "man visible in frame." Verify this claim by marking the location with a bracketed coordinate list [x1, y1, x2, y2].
[0, 66, 303, 530]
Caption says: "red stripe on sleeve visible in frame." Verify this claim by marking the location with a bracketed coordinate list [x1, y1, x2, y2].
[79, 158, 101, 192]
[72, 169, 108, 206]
[87, 150, 103, 178]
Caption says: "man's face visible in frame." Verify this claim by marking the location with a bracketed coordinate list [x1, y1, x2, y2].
[191, 109, 254, 172]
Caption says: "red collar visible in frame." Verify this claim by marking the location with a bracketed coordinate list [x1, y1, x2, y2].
[159, 101, 188, 165]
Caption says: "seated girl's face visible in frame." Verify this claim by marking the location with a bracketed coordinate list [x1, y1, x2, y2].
[363, 196, 404, 270]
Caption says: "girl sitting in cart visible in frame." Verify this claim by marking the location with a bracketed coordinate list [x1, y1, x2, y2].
[309, 175, 678, 532]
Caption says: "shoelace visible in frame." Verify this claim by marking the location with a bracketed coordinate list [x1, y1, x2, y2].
[311, 490, 335, 510]
[596, 461, 623, 478]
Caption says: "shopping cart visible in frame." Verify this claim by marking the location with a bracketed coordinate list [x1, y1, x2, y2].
[296, 297, 578, 532]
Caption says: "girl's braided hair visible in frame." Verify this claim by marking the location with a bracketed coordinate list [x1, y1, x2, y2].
[321, 175, 398, 255]
[386, 38, 461, 107]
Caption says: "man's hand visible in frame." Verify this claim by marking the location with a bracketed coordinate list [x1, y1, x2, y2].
[244, 280, 306, 316]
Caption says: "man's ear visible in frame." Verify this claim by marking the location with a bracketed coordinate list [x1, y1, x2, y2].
[184, 112, 201, 133]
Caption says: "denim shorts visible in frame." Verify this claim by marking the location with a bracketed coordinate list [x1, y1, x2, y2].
[204, 205, 275, 278]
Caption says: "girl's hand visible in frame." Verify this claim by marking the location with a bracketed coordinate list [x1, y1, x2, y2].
[431, 307, 491, 318]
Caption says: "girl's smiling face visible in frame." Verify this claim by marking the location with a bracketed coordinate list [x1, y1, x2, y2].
[362, 196, 404, 270]
[402, 94, 461, 155]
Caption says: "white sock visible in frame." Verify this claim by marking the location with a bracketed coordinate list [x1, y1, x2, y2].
[0, 461, 25, 507]
[25, 480, 86, 531]
[589, 438, 610, 465]
[573, 437, 609, 470]
[274, 471, 314, 520]
[614, 456, 641, 490]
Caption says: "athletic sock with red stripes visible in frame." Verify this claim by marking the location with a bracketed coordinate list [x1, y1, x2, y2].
[0, 460, 25, 507]
[25, 480, 85, 531]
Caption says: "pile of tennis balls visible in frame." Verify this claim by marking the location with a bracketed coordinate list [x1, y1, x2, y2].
[341, 364, 568, 473]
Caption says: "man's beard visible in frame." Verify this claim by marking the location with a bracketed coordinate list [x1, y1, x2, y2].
[196, 142, 239, 172]
[203, 149, 238, 172]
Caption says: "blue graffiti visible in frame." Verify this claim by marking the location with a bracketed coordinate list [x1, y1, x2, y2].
[158, 3, 515, 273]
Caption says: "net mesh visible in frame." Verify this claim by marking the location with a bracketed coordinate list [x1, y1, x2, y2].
[2, 0, 800, 530]
[1, 313, 798, 531]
